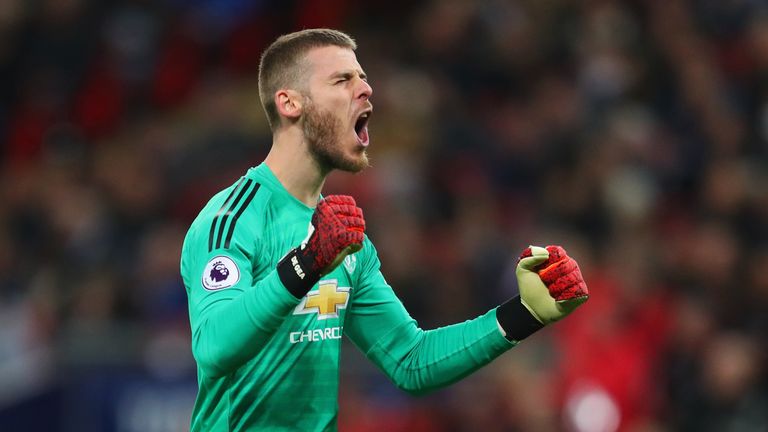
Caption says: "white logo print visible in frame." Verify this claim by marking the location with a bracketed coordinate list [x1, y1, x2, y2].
[202, 256, 240, 290]
[343, 254, 356, 274]
[291, 256, 305, 279]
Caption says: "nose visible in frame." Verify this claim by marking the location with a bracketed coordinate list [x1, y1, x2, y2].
[357, 78, 373, 100]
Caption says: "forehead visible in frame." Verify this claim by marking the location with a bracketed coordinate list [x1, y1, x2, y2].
[304, 45, 362, 79]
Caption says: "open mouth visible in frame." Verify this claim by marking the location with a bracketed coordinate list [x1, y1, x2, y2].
[354, 111, 371, 146]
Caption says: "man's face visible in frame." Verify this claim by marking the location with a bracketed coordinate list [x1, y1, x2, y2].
[301, 45, 373, 173]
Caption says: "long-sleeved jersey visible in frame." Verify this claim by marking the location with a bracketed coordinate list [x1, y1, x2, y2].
[180, 163, 517, 431]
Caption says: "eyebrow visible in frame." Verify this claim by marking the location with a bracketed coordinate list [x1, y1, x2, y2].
[330, 70, 367, 81]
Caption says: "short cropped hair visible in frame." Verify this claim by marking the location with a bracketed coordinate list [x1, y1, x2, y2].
[258, 29, 357, 130]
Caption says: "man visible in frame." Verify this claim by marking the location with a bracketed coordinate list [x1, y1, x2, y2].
[180, 28, 588, 431]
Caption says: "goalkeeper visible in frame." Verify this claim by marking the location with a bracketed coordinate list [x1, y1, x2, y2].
[180, 28, 589, 431]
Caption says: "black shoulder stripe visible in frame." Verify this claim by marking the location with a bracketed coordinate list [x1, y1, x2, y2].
[208, 178, 245, 252]
[214, 179, 254, 250]
[223, 183, 260, 249]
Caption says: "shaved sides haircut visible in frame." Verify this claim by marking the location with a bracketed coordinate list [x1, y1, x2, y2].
[258, 28, 357, 130]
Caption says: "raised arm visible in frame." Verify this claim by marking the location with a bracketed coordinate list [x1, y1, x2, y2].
[183, 236, 298, 379]
[344, 243, 588, 395]
[182, 195, 366, 379]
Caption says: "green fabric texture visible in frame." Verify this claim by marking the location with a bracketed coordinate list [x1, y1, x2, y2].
[180, 163, 516, 431]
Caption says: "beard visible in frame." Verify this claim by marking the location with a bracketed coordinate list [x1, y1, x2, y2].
[302, 98, 369, 173]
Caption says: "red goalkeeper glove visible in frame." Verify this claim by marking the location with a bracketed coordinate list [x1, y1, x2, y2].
[517, 245, 589, 324]
[497, 245, 588, 341]
[278, 195, 365, 298]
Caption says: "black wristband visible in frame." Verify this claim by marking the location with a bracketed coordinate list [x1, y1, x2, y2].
[496, 296, 545, 342]
[276, 247, 321, 299]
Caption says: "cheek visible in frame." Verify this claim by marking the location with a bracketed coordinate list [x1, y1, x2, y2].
[318, 93, 352, 118]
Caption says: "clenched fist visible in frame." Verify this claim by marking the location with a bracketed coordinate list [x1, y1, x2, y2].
[516, 245, 588, 324]
[278, 195, 365, 298]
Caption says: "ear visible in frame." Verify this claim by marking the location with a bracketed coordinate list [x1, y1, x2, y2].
[275, 89, 303, 121]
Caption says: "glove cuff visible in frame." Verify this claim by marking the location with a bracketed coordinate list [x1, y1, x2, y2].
[277, 247, 321, 299]
[496, 296, 545, 342]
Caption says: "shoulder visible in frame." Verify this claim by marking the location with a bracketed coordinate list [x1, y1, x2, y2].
[183, 176, 274, 257]
[355, 234, 382, 275]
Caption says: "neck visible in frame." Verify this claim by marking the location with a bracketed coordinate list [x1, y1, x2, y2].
[264, 126, 328, 207]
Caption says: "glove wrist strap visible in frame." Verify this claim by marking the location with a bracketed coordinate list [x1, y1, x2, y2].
[496, 296, 545, 342]
[277, 247, 321, 299]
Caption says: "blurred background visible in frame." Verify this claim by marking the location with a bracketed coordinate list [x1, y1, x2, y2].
[1, 0, 767, 431]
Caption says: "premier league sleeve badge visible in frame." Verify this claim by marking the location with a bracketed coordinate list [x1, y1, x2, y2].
[202, 255, 241, 290]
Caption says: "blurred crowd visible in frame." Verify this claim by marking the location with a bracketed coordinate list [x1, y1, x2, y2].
[1, 0, 767, 431]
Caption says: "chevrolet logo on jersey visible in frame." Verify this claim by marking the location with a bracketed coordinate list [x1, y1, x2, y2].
[293, 279, 350, 319]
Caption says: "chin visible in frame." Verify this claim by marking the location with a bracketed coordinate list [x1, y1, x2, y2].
[337, 149, 369, 173]
[341, 156, 369, 173]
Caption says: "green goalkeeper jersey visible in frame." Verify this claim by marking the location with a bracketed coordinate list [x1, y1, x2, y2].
[180, 163, 517, 431]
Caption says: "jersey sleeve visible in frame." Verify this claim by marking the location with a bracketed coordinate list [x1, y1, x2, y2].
[181, 221, 300, 379]
[344, 239, 517, 395]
